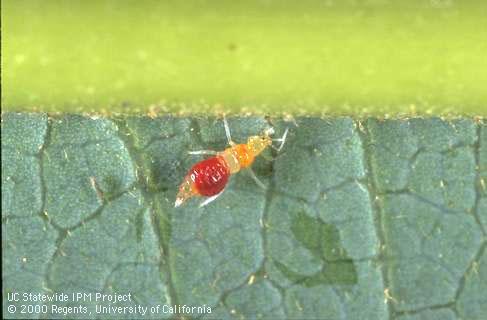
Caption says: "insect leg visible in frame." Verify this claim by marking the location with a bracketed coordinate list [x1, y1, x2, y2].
[199, 190, 225, 208]
[261, 153, 285, 162]
[247, 168, 267, 190]
[223, 116, 236, 146]
[188, 150, 218, 155]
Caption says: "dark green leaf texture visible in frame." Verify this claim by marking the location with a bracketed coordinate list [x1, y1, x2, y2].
[2, 114, 486, 320]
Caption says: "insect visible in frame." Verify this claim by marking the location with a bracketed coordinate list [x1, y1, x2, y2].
[175, 118, 289, 208]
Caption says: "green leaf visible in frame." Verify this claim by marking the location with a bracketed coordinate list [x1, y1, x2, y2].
[2, 114, 486, 319]
[3, 1, 487, 114]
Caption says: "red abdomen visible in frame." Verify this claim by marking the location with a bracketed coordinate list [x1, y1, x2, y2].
[189, 156, 230, 196]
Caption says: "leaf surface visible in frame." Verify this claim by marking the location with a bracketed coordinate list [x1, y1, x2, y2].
[2, 114, 486, 319]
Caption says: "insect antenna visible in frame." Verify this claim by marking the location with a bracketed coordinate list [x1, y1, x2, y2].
[271, 127, 289, 152]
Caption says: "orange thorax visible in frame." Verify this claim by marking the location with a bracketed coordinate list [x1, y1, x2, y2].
[218, 144, 255, 174]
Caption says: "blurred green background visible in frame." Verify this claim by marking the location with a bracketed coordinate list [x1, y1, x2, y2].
[2, 0, 487, 115]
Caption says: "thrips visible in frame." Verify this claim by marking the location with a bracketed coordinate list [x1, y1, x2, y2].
[175, 118, 288, 208]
